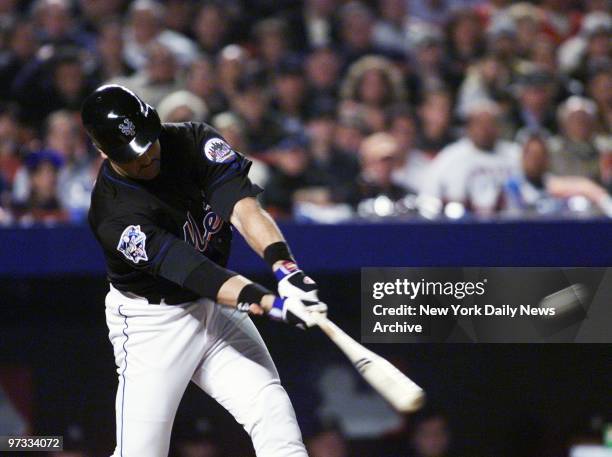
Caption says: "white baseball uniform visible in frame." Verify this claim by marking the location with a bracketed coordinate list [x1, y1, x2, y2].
[105, 285, 307, 457]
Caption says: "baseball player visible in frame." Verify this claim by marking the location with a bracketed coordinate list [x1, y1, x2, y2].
[82, 84, 327, 457]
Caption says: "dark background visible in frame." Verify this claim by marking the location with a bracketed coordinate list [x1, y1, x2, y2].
[1, 268, 611, 457]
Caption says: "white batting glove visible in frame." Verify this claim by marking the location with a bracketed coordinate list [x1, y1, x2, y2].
[275, 261, 320, 302]
[268, 296, 328, 327]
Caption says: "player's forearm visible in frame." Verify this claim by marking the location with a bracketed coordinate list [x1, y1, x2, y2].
[216, 275, 274, 312]
[231, 197, 287, 258]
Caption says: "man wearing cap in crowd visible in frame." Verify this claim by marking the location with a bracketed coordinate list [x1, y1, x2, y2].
[420, 99, 521, 215]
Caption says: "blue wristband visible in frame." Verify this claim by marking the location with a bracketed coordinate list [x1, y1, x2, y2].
[274, 261, 300, 281]
[269, 297, 286, 321]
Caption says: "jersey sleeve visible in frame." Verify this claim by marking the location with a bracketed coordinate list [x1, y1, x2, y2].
[95, 212, 237, 298]
[96, 212, 205, 277]
[191, 123, 263, 221]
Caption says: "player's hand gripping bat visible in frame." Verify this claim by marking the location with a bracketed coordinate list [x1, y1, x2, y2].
[312, 312, 425, 413]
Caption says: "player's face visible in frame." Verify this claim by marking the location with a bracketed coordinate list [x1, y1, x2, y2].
[113, 140, 161, 180]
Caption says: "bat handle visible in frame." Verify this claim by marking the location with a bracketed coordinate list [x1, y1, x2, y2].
[311, 308, 338, 337]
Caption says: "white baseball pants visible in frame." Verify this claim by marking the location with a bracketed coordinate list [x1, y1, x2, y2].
[105, 285, 307, 457]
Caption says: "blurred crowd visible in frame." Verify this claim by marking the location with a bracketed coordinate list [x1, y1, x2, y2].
[0, 0, 611, 225]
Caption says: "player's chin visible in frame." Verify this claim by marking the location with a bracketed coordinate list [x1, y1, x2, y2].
[138, 163, 161, 180]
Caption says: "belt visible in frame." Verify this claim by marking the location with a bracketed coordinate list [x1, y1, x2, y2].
[141, 290, 200, 305]
[112, 285, 199, 306]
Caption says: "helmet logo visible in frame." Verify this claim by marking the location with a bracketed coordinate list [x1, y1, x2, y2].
[119, 118, 136, 137]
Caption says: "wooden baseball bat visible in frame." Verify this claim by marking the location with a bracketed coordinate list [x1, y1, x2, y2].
[313, 314, 425, 413]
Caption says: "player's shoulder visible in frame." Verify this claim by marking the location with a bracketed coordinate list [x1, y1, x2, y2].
[160, 121, 218, 142]
[88, 162, 150, 228]
[160, 121, 229, 160]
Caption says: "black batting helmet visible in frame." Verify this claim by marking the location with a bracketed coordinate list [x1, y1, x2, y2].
[81, 85, 161, 163]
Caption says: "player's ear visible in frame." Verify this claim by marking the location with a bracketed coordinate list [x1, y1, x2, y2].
[95, 146, 108, 159]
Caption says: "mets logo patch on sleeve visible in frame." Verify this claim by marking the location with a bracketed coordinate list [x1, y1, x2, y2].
[203, 138, 236, 163]
[117, 225, 148, 263]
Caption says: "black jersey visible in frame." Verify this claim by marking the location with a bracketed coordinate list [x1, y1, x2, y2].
[88, 122, 262, 303]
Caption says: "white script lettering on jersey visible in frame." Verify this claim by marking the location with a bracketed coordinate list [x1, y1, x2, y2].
[117, 225, 149, 263]
[183, 204, 223, 253]
[203, 138, 236, 163]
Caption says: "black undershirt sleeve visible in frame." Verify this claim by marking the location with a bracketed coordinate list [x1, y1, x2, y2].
[208, 175, 263, 221]
[158, 240, 238, 300]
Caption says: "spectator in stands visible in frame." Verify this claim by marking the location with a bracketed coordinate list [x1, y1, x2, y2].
[0, 105, 22, 187]
[0, 19, 38, 101]
[529, 33, 560, 76]
[0, 172, 11, 224]
[11, 149, 67, 224]
[263, 134, 331, 217]
[372, 0, 410, 55]
[547, 174, 612, 217]
[305, 47, 342, 111]
[341, 55, 405, 110]
[599, 137, 612, 192]
[539, 0, 582, 44]
[216, 44, 249, 102]
[77, 0, 125, 34]
[456, 53, 512, 119]
[389, 106, 431, 193]
[157, 90, 208, 123]
[581, 13, 611, 72]
[32, 0, 95, 51]
[337, 2, 386, 65]
[93, 18, 134, 82]
[253, 18, 294, 76]
[505, 133, 556, 213]
[186, 56, 227, 117]
[340, 55, 405, 132]
[163, 0, 195, 37]
[307, 100, 360, 190]
[416, 89, 456, 157]
[333, 112, 367, 159]
[446, 9, 486, 84]
[122, 0, 197, 70]
[407, 409, 452, 457]
[0, 0, 18, 19]
[45, 110, 94, 219]
[230, 71, 286, 155]
[286, 0, 339, 51]
[485, 15, 520, 66]
[550, 96, 602, 181]
[510, 67, 558, 137]
[111, 41, 183, 107]
[406, 0, 461, 26]
[504, 133, 612, 218]
[420, 100, 521, 215]
[339, 132, 407, 208]
[565, 12, 611, 85]
[272, 57, 308, 130]
[405, 23, 455, 101]
[505, 2, 543, 59]
[13, 46, 96, 128]
[192, 2, 231, 57]
[0, 0, 609, 225]
[587, 66, 612, 135]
